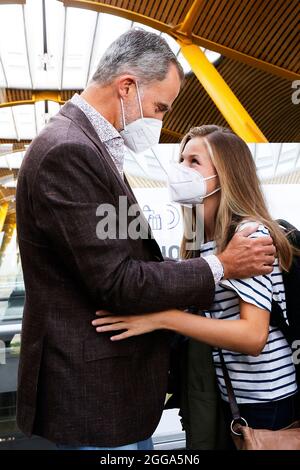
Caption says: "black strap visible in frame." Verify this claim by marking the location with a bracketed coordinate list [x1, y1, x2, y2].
[218, 348, 241, 422]
[217, 220, 298, 428]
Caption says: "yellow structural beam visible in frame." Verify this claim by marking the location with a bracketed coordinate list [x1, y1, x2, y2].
[0, 220, 16, 264]
[60, 0, 299, 81]
[0, 202, 9, 233]
[177, 0, 204, 36]
[177, 40, 267, 142]
[0, 91, 64, 109]
[60, 0, 169, 32]
[0, 1, 25, 4]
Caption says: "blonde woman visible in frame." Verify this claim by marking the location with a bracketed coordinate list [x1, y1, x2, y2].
[92, 126, 298, 437]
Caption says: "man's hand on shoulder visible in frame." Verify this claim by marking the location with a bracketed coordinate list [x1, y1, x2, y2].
[217, 224, 276, 279]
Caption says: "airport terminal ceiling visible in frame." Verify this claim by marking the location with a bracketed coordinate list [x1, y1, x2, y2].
[0, 0, 298, 292]
[0, 1, 299, 448]
[0, 0, 299, 146]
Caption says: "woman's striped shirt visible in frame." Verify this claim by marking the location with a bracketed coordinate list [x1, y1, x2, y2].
[200, 222, 297, 404]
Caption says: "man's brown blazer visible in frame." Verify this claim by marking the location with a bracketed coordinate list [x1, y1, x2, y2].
[16, 101, 215, 446]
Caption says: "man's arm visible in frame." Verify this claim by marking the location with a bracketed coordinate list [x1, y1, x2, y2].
[32, 142, 215, 314]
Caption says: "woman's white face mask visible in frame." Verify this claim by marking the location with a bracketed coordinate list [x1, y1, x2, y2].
[167, 163, 220, 206]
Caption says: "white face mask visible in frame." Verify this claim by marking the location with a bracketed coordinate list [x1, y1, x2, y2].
[168, 163, 220, 205]
[119, 82, 163, 154]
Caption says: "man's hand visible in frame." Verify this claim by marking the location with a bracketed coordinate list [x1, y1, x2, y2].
[217, 224, 276, 279]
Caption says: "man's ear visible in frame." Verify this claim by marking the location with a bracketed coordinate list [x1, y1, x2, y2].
[116, 75, 136, 100]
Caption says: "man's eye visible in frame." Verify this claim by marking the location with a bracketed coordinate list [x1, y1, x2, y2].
[155, 105, 169, 114]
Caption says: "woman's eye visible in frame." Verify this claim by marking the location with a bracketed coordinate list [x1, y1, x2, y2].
[191, 158, 199, 164]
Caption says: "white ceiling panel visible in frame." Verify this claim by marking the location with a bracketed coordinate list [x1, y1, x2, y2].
[35, 99, 60, 134]
[12, 104, 36, 140]
[23, 0, 66, 90]
[5, 151, 23, 170]
[0, 1, 223, 91]
[62, 6, 98, 89]
[161, 33, 180, 56]
[0, 57, 7, 88]
[0, 107, 17, 139]
[0, 4, 31, 88]
[88, 14, 131, 85]
[22, 0, 43, 89]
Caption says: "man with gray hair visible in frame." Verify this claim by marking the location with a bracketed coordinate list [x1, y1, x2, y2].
[16, 28, 275, 450]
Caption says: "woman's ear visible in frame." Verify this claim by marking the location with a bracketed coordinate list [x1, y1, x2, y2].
[116, 75, 136, 100]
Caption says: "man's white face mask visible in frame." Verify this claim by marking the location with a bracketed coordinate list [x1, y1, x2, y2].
[168, 163, 221, 206]
[119, 82, 163, 154]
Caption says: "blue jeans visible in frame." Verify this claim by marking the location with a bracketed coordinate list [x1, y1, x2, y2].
[57, 437, 154, 451]
[222, 394, 297, 430]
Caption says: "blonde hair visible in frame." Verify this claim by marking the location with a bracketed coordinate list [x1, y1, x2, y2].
[180, 125, 298, 271]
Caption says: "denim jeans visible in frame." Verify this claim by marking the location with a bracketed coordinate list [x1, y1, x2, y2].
[56, 437, 154, 451]
[222, 394, 297, 431]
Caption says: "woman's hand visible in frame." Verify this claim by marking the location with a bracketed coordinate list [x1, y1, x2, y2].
[92, 302, 270, 355]
[92, 310, 164, 341]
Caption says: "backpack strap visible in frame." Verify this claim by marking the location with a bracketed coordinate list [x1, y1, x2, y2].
[270, 219, 300, 344]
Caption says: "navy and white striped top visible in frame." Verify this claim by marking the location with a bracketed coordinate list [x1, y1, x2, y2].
[201, 221, 297, 404]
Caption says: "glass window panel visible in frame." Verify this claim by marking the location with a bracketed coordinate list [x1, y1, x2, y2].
[0, 108, 17, 140]
[131, 21, 160, 35]
[12, 105, 36, 141]
[88, 14, 131, 84]
[35, 100, 48, 134]
[41, 0, 66, 90]
[0, 5, 31, 88]
[0, 145, 13, 156]
[62, 7, 98, 89]
[0, 60, 7, 88]
[296, 153, 300, 170]
[201, 48, 221, 64]
[23, 0, 44, 89]
[35, 100, 59, 134]
[254, 143, 274, 169]
[6, 152, 23, 170]
[280, 143, 299, 162]
[176, 51, 191, 74]
[161, 34, 180, 55]
[47, 100, 60, 115]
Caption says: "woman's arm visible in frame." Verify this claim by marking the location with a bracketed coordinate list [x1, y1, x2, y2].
[92, 300, 270, 356]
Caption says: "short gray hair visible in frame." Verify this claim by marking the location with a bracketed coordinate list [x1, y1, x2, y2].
[91, 28, 185, 86]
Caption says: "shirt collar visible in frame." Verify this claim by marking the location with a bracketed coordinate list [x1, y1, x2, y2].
[70, 93, 121, 143]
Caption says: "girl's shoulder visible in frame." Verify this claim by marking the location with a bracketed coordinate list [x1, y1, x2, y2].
[236, 219, 270, 238]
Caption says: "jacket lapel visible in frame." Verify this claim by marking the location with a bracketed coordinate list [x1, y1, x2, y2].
[59, 101, 163, 260]
[59, 102, 134, 198]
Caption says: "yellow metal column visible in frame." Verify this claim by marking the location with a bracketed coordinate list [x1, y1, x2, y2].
[176, 40, 267, 142]
[0, 202, 8, 232]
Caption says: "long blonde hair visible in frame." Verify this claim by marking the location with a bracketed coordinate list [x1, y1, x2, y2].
[180, 125, 298, 271]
